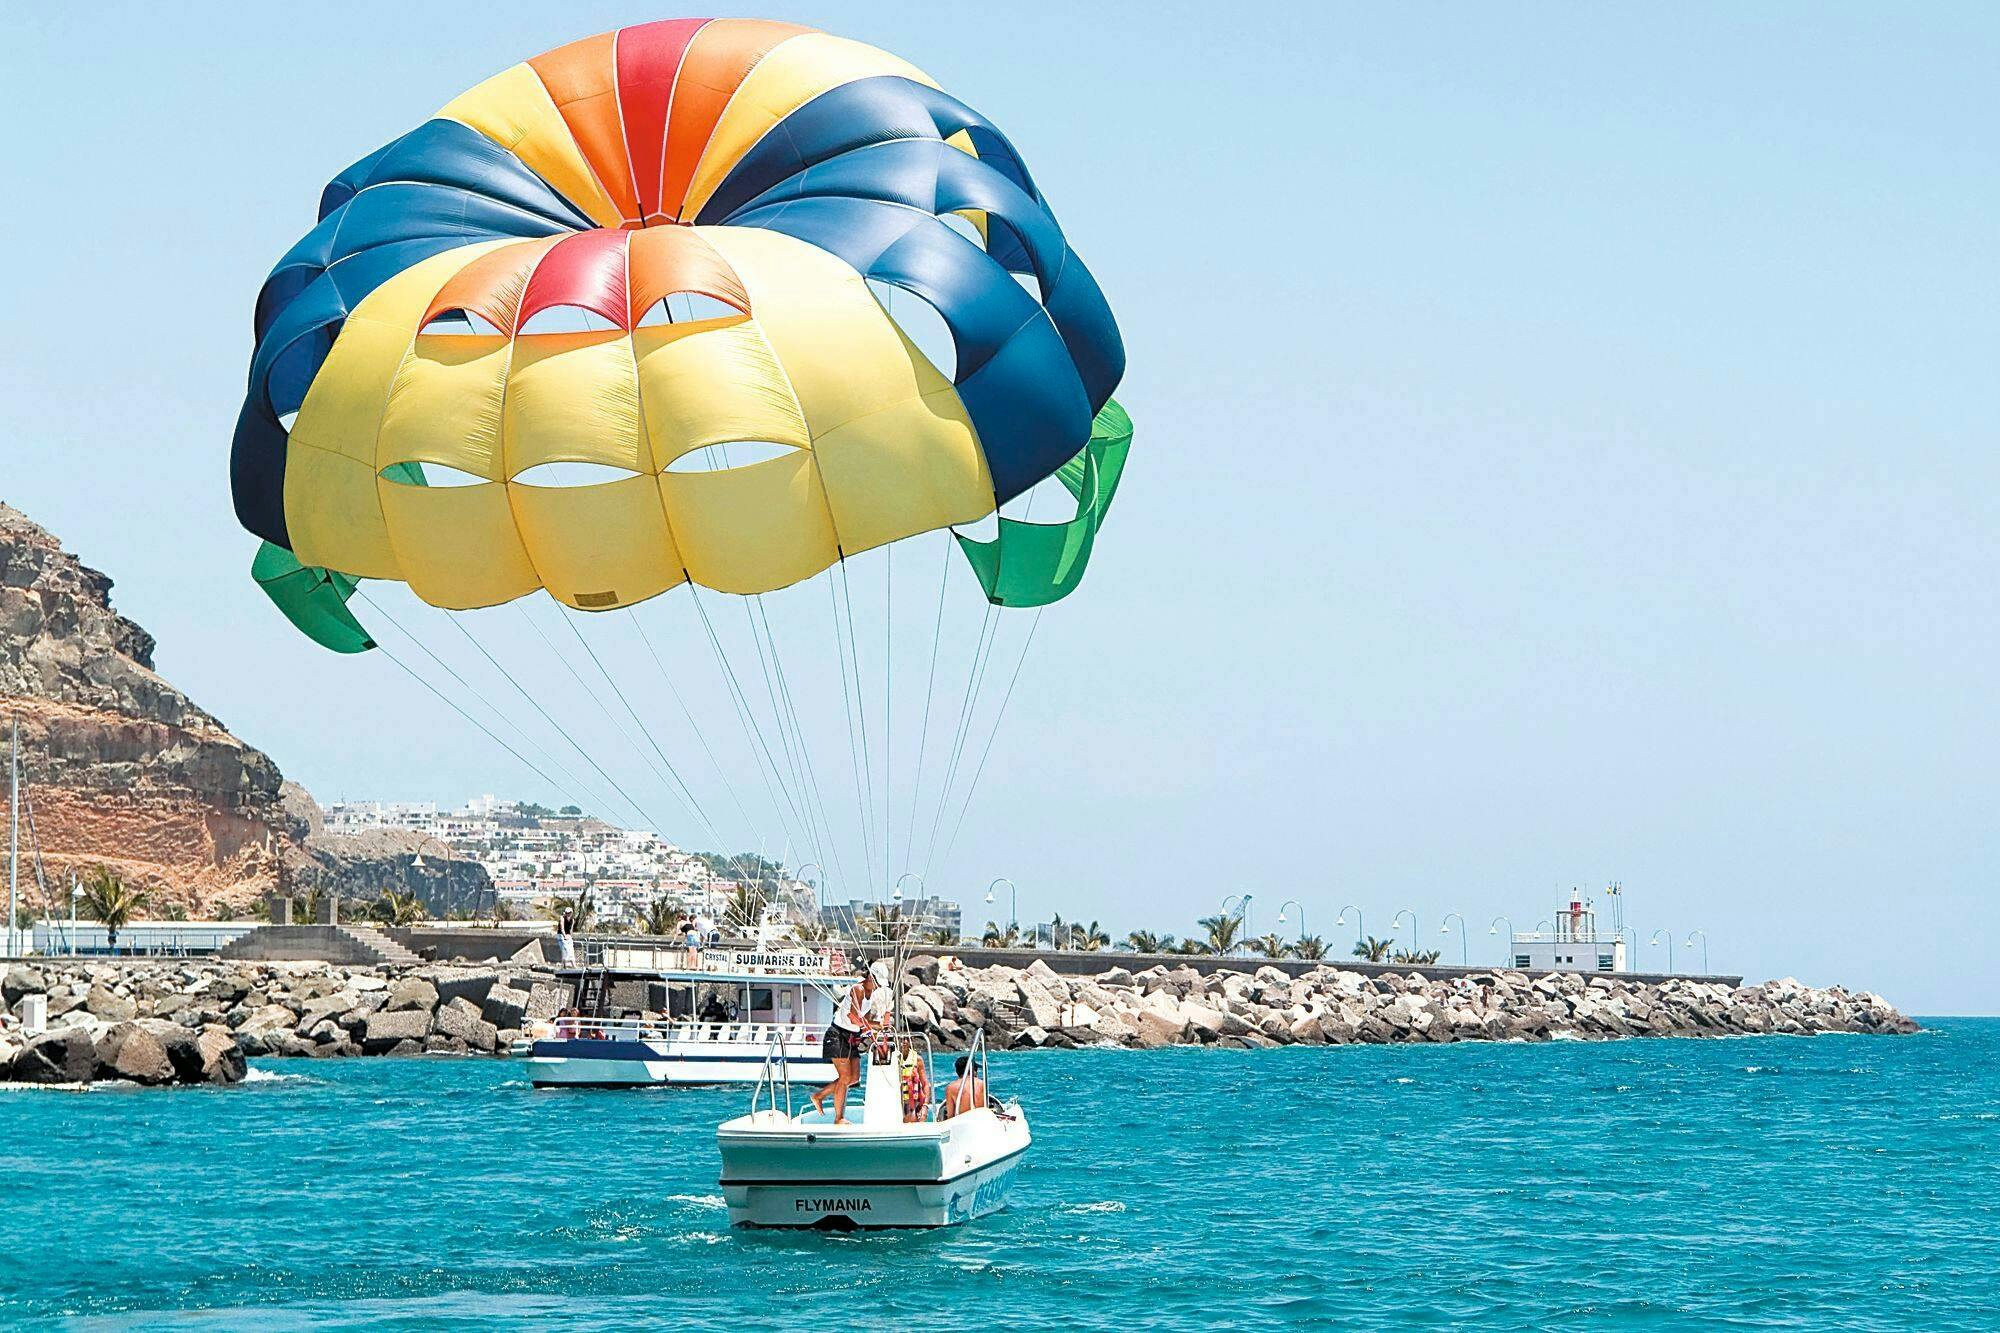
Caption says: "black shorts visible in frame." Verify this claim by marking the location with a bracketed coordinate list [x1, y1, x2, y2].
[823, 1026, 860, 1061]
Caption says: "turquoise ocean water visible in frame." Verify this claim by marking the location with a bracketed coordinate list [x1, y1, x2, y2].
[2, 1019, 1994, 1330]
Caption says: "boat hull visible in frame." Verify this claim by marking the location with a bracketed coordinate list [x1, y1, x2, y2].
[717, 1107, 1031, 1228]
[528, 1038, 835, 1088]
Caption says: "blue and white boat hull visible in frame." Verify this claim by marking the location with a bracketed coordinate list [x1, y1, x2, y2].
[529, 1034, 835, 1088]
[717, 1103, 1031, 1228]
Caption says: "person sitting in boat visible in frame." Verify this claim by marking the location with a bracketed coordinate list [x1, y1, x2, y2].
[812, 962, 891, 1124]
[698, 992, 731, 1025]
[899, 1037, 931, 1122]
[938, 1056, 991, 1120]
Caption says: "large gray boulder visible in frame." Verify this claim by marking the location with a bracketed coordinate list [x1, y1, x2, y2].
[385, 977, 439, 1014]
[96, 1019, 204, 1085]
[431, 970, 499, 1009]
[237, 1004, 299, 1038]
[435, 997, 499, 1052]
[3, 964, 47, 1008]
[85, 982, 137, 1023]
[1014, 974, 1065, 1030]
[481, 987, 529, 1031]
[13, 1029, 99, 1084]
[1132, 1007, 1184, 1048]
[362, 1007, 432, 1053]
[297, 991, 358, 1030]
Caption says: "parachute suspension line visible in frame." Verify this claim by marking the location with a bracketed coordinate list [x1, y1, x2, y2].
[902, 535, 953, 884]
[937, 606, 1046, 877]
[441, 611, 652, 832]
[883, 543, 894, 887]
[835, 558, 882, 899]
[738, 594, 824, 880]
[683, 592, 797, 857]
[752, 595, 850, 902]
[630, 610, 767, 856]
[355, 589, 614, 822]
[370, 638, 579, 809]
[920, 600, 999, 877]
[514, 605, 679, 836]
[686, 587, 813, 860]
[826, 567, 879, 903]
[557, 606, 723, 847]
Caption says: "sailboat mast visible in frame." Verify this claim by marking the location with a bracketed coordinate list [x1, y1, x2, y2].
[8, 715, 17, 958]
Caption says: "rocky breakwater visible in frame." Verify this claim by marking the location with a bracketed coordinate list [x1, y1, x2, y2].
[894, 958, 1920, 1050]
[0, 959, 568, 1087]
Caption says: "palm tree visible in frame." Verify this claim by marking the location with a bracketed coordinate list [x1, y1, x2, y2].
[543, 891, 595, 930]
[372, 889, 425, 927]
[79, 867, 146, 953]
[1126, 929, 1174, 953]
[1252, 932, 1286, 959]
[921, 926, 956, 947]
[793, 920, 834, 943]
[1352, 935, 1393, 962]
[869, 904, 904, 939]
[725, 881, 770, 934]
[981, 920, 1021, 947]
[1074, 920, 1110, 951]
[1293, 934, 1328, 961]
[1390, 947, 1443, 965]
[1197, 913, 1241, 956]
[643, 896, 679, 937]
[1170, 937, 1209, 955]
[1047, 911, 1070, 950]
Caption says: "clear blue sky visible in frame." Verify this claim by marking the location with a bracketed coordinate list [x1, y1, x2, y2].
[4, 4, 1995, 1013]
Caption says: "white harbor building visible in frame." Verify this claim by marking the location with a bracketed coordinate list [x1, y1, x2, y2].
[1508, 890, 1629, 974]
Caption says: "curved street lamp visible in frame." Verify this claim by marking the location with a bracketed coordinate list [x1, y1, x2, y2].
[1275, 899, 1306, 947]
[1684, 929, 1709, 974]
[1489, 915, 1514, 966]
[407, 833, 460, 922]
[793, 862, 824, 923]
[1648, 929, 1676, 976]
[1335, 905, 1364, 950]
[1221, 893, 1253, 956]
[984, 877, 1018, 937]
[1391, 908, 1417, 961]
[1440, 912, 1467, 967]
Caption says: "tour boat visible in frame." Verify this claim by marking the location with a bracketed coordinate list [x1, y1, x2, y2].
[715, 1030, 1030, 1229]
[527, 940, 855, 1089]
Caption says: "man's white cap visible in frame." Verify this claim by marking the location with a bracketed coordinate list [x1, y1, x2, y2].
[868, 960, 892, 986]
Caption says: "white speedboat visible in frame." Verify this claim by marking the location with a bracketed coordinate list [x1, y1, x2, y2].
[716, 1033, 1030, 1229]
[528, 943, 855, 1088]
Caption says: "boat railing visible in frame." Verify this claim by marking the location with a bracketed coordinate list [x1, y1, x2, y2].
[547, 1016, 821, 1046]
[748, 1031, 794, 1120]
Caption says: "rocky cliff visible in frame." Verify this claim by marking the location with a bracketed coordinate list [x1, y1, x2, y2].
[0, 503, 488, 917]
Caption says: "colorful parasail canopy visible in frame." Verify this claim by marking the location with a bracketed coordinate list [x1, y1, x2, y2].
[231, 17, 1128, 651]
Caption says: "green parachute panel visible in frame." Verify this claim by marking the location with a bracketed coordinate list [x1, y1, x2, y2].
[250, 541, 374, 654]
[955, 399, 1132, 608]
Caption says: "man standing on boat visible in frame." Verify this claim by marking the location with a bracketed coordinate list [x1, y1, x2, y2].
[813, 962, 891, 1124]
